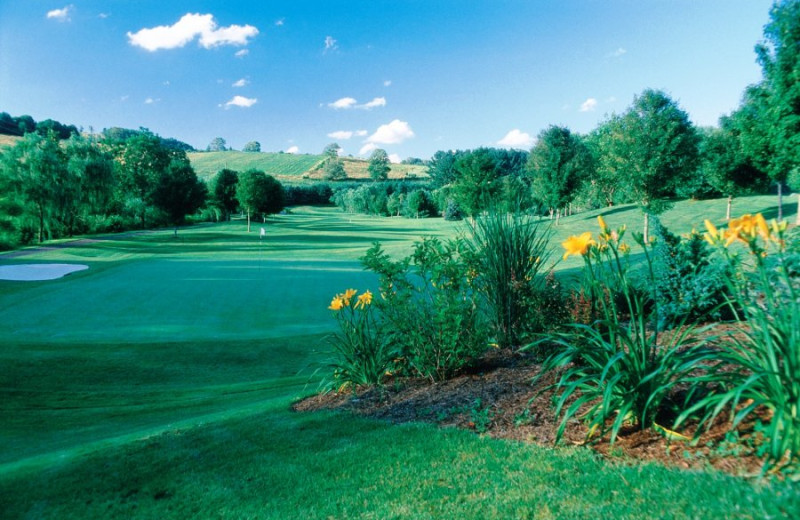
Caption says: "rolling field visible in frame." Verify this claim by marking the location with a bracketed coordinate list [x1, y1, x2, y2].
[1, 200, 798, 519]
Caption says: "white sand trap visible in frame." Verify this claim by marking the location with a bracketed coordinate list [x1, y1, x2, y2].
[0, 264, 89, 281]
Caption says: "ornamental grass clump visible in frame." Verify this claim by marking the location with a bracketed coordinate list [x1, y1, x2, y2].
[529, 216, 718, 445]
[466, 211, 555, 349]
[677, 214, 800, 473]
[325, 288, 394, 392]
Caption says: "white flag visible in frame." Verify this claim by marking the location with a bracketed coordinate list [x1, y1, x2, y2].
[260, 227, 266, 237]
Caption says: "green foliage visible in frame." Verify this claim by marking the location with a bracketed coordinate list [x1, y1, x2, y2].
[651, 218, 734, 328]
[211, 169, 239, 220]
[679, 216, 800, 472]
[325, 288, 394, 392]
[242, 140, 261, 153]
[323, 156, 347, 180]
[153, 160, 207, 230]
[466, 211, 555, 349]
[362, 238, 488, 381]
[531, 218, 718, 444]
[367, 148, 390, 181]
[235, 169, 285, 230]
[451, 148, 504, 217]
[206, 137, 228, 152]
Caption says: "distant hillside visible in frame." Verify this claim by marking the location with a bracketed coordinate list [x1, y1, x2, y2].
[189, 151, 428, 182]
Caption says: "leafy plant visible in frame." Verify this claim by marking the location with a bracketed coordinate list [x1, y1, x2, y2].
[469, 398, 495, 433]
[362, 238, 488, 382]
[466, 211, 554, 349]
[529, 216, 718, 444]
[325, 288, 394, 392]
[679, 215, 800, 473]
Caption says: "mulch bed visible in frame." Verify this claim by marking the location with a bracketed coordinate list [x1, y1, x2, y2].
[293, 345, 773, 477]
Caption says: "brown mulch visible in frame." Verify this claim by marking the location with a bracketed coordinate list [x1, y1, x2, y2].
[293, 345, 773, 477]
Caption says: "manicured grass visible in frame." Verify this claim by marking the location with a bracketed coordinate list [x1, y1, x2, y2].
[1, 199, 797, 518]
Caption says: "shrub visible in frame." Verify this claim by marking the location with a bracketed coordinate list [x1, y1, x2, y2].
[325, 288, 394, 392]
[466, 211, 554, 349]
[362, 238, 488, 381]
[679, 215, 800, 473]
[651, 218, 734, 328]
[529, 216, 718, 444]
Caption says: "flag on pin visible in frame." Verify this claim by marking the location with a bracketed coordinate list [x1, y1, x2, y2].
[260, 227, 266, 238]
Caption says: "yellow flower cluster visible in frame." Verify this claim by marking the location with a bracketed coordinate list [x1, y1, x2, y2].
[562, 215, 628, 260]
[704, 213, 787, 252]
[328, 288, 373, 310]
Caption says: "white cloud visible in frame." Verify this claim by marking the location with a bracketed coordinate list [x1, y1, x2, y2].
[47, 5, 73, 22]
[361, 97, 386, 109]
[328, 97, 357, 109]
[324, 35, 338, 52]
[235, 49, 249, 58]
[127, 13, 258, 52]
[232, 78, 248, 87]
[328, 130, 354, 140]
[367, 120, 414, 145]
[383, 80, 392, 87]
[223, 95, 257, 108]
[275, 18, 285, 26]
[355, 130, 368, 137]
[144, 97, 160, 104]
[388, 154, 401, 164]
[497, 129, 534, 149]
[607, 47, 627, 58]
[359, 143, 378, 156]
[99, 13, 110, 19]
[580, 98, 598, 112]
[286, 145, 299, 154]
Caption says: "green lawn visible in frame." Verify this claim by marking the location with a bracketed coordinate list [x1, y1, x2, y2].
[1, 200, 798, 519]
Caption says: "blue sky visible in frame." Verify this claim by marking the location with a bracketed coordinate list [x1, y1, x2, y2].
[0, 1, 774, 161]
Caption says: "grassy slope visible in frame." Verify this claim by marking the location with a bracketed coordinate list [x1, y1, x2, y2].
[0, 197, 797, 519]
[188, 150, 428, 182]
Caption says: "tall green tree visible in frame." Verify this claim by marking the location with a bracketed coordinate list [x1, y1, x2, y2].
[427, 150, 463, 188]
[211, 169, 239, 221]
[65, 134, 115, 220]
[451, 148, 503, 218]
[236, 170, 285, 231]
[115, 133, 175, 228]
[753, 0, 800, 221]
[596, 89, 700, 241]
[242, 141, 261, 153]
[153, 160, 207, 235]
[207, 137, 228, 152]
[0, 132, 67, 242]
[368, 148, 391, 181]
[527, 125, 591, 224]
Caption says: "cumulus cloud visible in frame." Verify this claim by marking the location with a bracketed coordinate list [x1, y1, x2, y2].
[497, 129, 534, 149]
[580, 98, 598, 112]
[359, 143, 378, 156]
[286, 145, 299, 154]
[327, 97, 386, 110]
[127, 13, 258, 52]
[383, 80, 392, 87]
[235, 49, 249, 58]
[367, 120, 414, 145]
[355, 130, 368, 137]
[223, 95, 257, 108]
[47, 5, 73, 21]
[232, 78, 248, 87]
[607, 47, 627, 58]
[361, 97, 386, 109]
[328, 97, 357, 109]
[328, 130, 354, 140]
[324, 35, 338, 52]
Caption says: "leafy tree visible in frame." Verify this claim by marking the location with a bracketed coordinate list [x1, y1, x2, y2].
[0, 132, 67, 242]
[236, 170, 285, 231]
[700, 120, 769, 220]
[752, 0, 800, 221]
[0, 112, 21, 136]
[450, 148, 503, 217]
[323, 142, 341, 159]
[115, 132, 176, 228]
[527, 125, 591, 223]
[16, 115, 36, 135]
[368, 148, 391, 181]
[211, 169, 239, 220]
[596, 89, 700, 241]
[323, 157, 347, 180]
[243, 141, 261, 153]
[153, 160, 207, 235]
[207, 137, 228, 152]
[404, 189, 435, 218]
[65, 134, 116, 229]
[427, 150, 464, 188]
[35, 119, 78, 140]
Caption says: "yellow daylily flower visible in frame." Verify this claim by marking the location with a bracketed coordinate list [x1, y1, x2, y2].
[562, 232, 595, 260]
[355, 290, 373, 309]
[704, 219, 721, 246]
[597, 215, 609, 232]
[328, 296, 344, 311]
[343, 288, 357, 306]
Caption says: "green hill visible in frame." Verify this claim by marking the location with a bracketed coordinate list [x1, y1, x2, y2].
[188, 151, 429, 183]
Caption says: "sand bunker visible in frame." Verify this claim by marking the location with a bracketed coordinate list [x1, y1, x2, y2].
[0, 264, 89, 281]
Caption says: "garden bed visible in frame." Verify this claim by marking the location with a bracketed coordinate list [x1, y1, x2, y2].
[294, 345, 772, 477]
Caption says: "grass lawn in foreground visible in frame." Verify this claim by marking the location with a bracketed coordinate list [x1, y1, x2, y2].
[1, 200, 798, 518]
